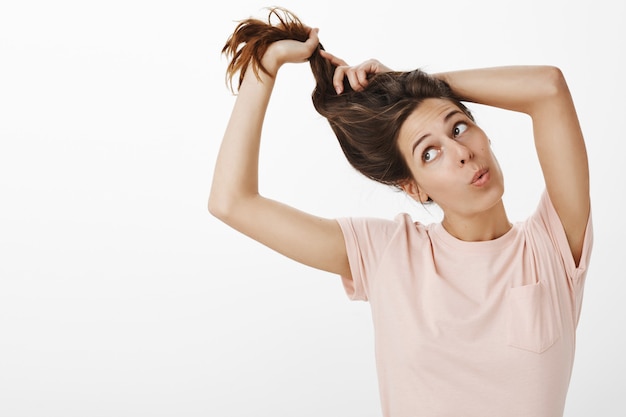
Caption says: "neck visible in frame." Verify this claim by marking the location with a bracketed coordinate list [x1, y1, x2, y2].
[441, 200, 511, 242]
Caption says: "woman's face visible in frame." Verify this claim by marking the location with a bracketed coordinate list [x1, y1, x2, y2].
[397, 98, 505, 218]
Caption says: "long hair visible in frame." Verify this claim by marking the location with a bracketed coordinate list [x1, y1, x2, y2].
[222, 7, 473, 189]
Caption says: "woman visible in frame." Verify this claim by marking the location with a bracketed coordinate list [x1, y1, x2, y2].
[209, 7, 592, 417]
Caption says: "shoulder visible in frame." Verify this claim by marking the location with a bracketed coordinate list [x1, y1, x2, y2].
[336, 213, 433, 261]
[337, 213, 435, 301]
[337, 213, 430, 243]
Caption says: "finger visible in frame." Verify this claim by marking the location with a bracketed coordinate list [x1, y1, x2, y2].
[356, 68, 370, 89]
[346, 70, 365, 92]
[333, 66, 347, 94]
[307, 27, 319, 42]
[320, 49, 349, 67]
[304, 28, 319, 50]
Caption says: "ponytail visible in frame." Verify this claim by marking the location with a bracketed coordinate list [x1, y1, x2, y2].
[222, 7, 472, 188]
[222, 7, 312, 92]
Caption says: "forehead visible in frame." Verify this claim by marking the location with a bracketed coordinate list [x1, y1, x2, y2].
[398, 98, 460, 146]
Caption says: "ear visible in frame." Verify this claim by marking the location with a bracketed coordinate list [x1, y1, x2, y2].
[399, 178, 429, 204]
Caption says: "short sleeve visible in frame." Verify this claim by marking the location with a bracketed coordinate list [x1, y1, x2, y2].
[336, 216, 409, 301]
[532, 191, 593, 326]
[534, 190, 593, 281]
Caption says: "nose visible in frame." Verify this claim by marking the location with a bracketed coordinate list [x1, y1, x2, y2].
[450, 139, 473, 167]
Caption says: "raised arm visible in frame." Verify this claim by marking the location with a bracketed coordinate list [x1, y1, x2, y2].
[436, 66, 590, 264]
[208, 29, 351, 278]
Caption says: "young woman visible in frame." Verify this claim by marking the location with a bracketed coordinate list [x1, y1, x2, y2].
[209, 7, 593, 417]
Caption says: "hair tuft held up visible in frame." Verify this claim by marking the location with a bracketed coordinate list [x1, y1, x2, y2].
[222, 7, 315, 92]
[222, 7, 472, 189]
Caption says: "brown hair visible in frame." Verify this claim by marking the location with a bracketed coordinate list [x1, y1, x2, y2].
[222, 7, 473, 189]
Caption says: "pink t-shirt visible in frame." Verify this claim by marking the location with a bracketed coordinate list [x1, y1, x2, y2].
[337, 191, 593, 417]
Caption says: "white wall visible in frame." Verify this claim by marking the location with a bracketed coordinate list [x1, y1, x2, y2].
[0, 0, 623, 416]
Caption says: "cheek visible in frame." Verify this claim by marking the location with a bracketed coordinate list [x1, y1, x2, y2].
[474, 136, 494, 159]
[413, 170, 454, 198]
[487, 147, 501, 164]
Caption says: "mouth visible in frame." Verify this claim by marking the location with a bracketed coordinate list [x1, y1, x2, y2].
[471, 168, 490, 186]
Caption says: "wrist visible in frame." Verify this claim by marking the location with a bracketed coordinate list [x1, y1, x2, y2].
[242, 59, 279, 87]
[259, 47, 284, 78]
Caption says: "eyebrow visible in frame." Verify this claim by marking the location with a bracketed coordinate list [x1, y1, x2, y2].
[411, 109, 463, 156]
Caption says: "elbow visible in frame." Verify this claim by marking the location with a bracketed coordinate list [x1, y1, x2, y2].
[525, 66, 570, 114]
[208, 190, 254, 223]
[208, 192, 232, 222]
[539, 66, 568, 98]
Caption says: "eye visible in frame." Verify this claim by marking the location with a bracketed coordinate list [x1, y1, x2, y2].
[453, 122, 468, 138]
[422, 147, 440, 163]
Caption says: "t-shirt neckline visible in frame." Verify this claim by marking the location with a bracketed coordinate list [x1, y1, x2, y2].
[430, 221, 518, 253]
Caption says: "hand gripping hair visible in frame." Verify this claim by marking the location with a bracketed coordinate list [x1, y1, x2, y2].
[222, 7, 473, 190]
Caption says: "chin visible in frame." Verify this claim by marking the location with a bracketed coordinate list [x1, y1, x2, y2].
[483, 183, 505, 210]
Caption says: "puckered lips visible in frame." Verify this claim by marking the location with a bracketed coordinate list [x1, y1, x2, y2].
[471, 167, 490, 186]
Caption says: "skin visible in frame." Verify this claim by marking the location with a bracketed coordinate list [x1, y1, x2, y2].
[433, 65, 590, 264]
[209, 28, 352, 278]
[396, 98, 511, 242]
[210, 29, 590, 284]
[323, 49, 589, 264]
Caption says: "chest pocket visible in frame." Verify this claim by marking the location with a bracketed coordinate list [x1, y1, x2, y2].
[506, 280, 562, 353]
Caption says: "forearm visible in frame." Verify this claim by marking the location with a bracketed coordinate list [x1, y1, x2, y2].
[210, 28, 319, 221]
[208, 66, 275, 217]
[438, 65, 589, 262]
[435, 66, 565, 116]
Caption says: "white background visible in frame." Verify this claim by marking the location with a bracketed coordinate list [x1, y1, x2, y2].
[1, 0, 624, 416]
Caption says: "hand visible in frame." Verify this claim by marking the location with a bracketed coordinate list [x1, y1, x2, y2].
[261, 27, 320, 76]
[319, 50, 393, 94]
